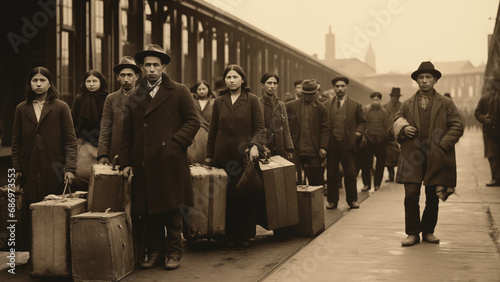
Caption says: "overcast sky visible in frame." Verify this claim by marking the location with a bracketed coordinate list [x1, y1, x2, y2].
[203, 0, 499, 74]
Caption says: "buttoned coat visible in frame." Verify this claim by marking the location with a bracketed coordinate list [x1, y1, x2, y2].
[258, 96, 294, 157]
[394, 91, 463, 187]
[120, 75, 200, 216]
[323, 96, 366, 151]
[97, 87, 136, 164]
[206, 90, 265, 178]
[285, 98, 330, 154]
[11, 98, 78, 205]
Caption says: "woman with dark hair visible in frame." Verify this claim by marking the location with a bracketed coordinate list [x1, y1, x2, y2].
[71, 70, 109, 146]
[190, 80, 216, 124]
[12, 66, 78, 207]
[206, 64, 265, 247]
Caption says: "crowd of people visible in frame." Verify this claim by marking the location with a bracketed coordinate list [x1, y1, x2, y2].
[12, 42, 500, 274]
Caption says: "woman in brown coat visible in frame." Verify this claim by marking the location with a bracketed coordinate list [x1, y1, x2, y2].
[206, 64, 265, 247]
[12, 67, 78, 206]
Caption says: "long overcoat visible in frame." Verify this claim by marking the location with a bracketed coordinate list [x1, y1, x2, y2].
[11, 99, 78, 205]
[258, 97, 294, 157]
[286, 98, 330, 152]
[474, 92, 500, 158]
[394, 91, 463, 187]
[97, 88, 135, 163]
[383, 101, 402, 166]
[206, 90, 265, 185]
[120, 75, 200, 216]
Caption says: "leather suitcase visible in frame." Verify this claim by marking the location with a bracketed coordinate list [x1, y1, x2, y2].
[184, 165, 227, 240]
[296, 185, 325, 237]
[259, 156, 299, 230]
[30, 196, 87, 277]
[88, 163, 125, 212]
[71, 211, 133, 282]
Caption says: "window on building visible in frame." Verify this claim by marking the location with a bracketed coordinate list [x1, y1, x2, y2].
[145, 2, 152, 46]
[60, 0, 74, 103]
[163, 17, 171, 53]
[120, 0, 129, 54]
[95, 0, 104, 72]
[224, 33, 229, 66]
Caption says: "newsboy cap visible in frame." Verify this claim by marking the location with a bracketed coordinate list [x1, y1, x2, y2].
[331, 76, 350, 86]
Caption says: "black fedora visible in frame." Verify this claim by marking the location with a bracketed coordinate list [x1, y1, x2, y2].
[389, 87, 402, 96]
[331, 76, 349, 86]
[411, 61, 441, 80]
[301, 79, 320, 94]
[113, 56, 141, 74]
[134, 44, 171, 65]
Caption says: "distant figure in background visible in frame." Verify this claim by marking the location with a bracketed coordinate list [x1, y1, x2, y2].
[258, 72, 294, 159]
[394, 62, 463, 247]
[324, 76, 366, 210]
[72, 70, 109, 147]
[190, 80, 216, 124]
[292, 79, 303, 100]
[360, 92, 391, 192]
[284, 91, 294, 102]
[286, 79, 330, 186]
[475, 76, 500, 187]
[383, 87, 402, 182]
[97, 56, 141, 165]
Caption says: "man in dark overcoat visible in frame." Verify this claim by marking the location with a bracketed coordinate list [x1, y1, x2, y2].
[286, 79, 330, 186]
[394, 62, 463, 247]
[120, 44, 200, 270]
[383, 87, 402, 182]
[475, 76, 500, 187]
[324, 76, 366, 209]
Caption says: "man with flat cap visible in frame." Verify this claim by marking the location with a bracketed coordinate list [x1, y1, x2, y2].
[393, 61, 463, 246]
[383, 87, 403, 183]
[120, 44, 200, 269]
[324, 76, 366, 209]
[286, 79, 330, 186]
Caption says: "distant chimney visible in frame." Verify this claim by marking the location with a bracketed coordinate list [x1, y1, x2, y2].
[325, 25, 335, 63]
[365, 43, 376, 71]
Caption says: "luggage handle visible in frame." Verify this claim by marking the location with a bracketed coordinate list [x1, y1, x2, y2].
[62, 181, 73, 199]
[112, 155, 119, 171]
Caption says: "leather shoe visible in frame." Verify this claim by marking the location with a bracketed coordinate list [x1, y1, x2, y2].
[361, 186, 371, 192]
[348, 201, 360, 209]
[326, 202, 338, 209]
[486, 180, 500, 187]
[164, 257, 181, 270]
[385, 178, 394, 183]
[423, 233, 440, 244]
[140, 252, 164, 269]
[401, 235, 420, 246]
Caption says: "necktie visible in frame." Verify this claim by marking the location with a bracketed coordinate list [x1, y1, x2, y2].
[421, 95, 428, 109]
[337, 99, 341, 109]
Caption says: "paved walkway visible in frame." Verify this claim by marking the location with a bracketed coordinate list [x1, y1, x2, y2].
[264, 129, 500, 281]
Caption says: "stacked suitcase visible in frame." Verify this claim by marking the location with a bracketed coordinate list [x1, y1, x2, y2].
[88, 163, 125, 212]
[259, 155, 299, 230]
[184, 165, 228, 240]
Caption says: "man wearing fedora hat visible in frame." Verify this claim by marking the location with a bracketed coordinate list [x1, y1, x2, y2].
[394, 61, 463, 246]
[120, 44, 200, 269]
[324, 76, 366, 209]
[286, 78, 330, 186]
[383, 87, 403, 183]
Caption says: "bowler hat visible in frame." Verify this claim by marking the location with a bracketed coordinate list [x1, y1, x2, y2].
[389, 87, 402, 96]
[331, 76, 349, 86]
[301, 79, 320, 94]
[134, 44, 171, 65]
[113, 56, 141, 74]
[411, 61, 441, 80]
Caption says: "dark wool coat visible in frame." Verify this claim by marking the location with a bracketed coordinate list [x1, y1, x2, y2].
[193, 95, 215, 124]
[71, 91, 108, 146]
[286, 98, 331, 154]
[11, 99, 78, 205]
[474, 92, 500, 158]
[97, 87, 135, 164]
[258, 96, 294, 157]
[383, 101, 402, 166]
[323, 96, 366, 151]
[394, 91, 464, 187]
[120, 75, 200, 216]
[206, 90, 265, 182]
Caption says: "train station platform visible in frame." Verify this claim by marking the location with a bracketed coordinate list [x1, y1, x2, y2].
[264, 129, 500, 281]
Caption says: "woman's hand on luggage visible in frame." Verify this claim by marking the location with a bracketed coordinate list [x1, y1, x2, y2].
[64, 172, 74, 184]
[205, 157, 213, 166]
[98, 157, 110, 165]
[249, 145, 259, 162]
[319, 148, 327, 158]
[122, 166, 133, 178]
[287, 152, 294, 160]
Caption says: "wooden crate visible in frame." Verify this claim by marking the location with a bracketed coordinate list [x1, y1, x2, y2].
[259, 156, 299, 230]
[71, 212, 133, 282]
[296, 185, 325, 237]
[88, 163, 125, 212]
[30, 197, 87, 277]
[184, 165, 228, 240]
